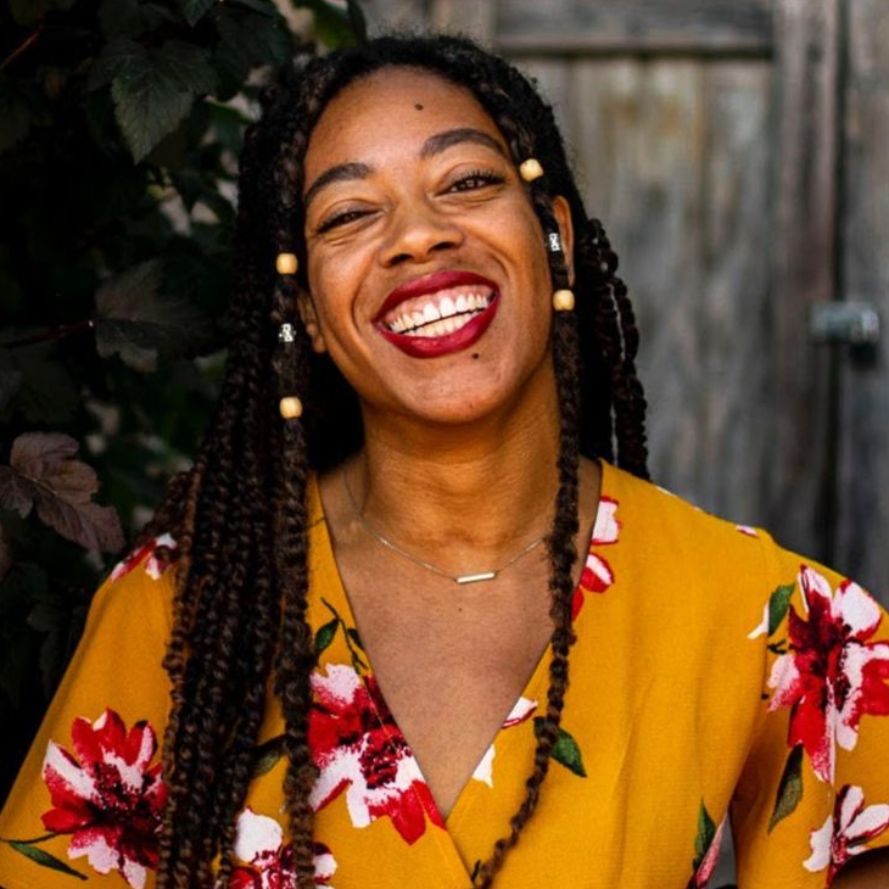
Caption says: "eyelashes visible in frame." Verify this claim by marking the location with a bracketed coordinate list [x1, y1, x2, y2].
[446, 168, 505, 191]
[314, 168, 507, 234]
[316, 209, 370, 234]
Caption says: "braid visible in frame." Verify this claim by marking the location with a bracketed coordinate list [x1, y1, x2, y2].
[141, 33, 650, 889]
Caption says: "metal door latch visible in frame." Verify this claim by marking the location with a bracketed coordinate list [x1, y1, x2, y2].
[810, 301, 880, 346]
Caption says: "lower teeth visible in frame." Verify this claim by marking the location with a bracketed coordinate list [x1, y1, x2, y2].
[397, 309, 482, 337]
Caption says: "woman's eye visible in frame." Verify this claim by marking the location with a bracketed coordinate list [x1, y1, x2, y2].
[448, 170, 505, 192]
[316, 209, 370, 234]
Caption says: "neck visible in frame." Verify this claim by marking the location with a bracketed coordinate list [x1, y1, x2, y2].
[348, 370, 564, 565]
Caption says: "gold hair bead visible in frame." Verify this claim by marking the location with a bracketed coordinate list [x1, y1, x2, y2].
[519, 158, 544, 183]
[279, 396, 303, 420]
[552, 289, 575, 312]
[276, 252, 298, 275]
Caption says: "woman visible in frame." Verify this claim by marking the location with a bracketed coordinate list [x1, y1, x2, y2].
[1, 33, 888, 889]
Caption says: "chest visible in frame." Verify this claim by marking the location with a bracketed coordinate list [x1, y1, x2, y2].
[337, 558, 555, 818]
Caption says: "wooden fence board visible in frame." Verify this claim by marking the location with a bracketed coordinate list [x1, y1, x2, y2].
[496, 0, 773, 56]
[698, 63, 773, 524]
[569, 60, 709, 502]
[837, 0, 889, 601]
[764, 0, 840, 562]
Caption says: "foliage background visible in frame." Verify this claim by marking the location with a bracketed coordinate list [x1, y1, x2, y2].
[0, 0, 365, 803]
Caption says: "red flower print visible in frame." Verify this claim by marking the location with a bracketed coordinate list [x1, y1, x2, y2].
[804, 784, 889, 882]
[308, 664, 444, 844]
[229, 808, 336, 888]
[41, 709, 167, 889]
[472, 696, 538, 787]
[572, 495, 620, 620]
[110, 533, 177, 582]
[768, 566, 889, 782]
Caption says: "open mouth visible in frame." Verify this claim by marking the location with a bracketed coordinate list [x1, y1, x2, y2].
[374, 270, 501, 359]
[382, 285, 496, 338]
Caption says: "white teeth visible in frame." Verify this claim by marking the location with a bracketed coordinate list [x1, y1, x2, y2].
[384, 287, 495, 335]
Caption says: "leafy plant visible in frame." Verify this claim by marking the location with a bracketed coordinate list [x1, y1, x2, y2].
[0, 0, 366, 801]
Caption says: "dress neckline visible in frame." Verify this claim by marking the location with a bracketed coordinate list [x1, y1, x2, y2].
[307, 459, 615, 840]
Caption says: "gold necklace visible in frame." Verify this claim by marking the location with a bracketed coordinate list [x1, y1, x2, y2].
[342, 470, 547, 585]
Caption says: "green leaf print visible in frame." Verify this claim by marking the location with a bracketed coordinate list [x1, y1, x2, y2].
[767, 583, 795, 636]
[7, 841, 87, 879]
[314, 618, 339, 655]
[693, 801, 717, 863]
[250, 734, 287, 778]
[768, 743, 804, 832]
[347, 627, 364, 650]
[533, 719, 587, 777]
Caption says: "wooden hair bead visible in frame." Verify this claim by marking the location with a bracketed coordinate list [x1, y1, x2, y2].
[275, 252, 298, 275]
[519, 158, 544, 182]
[552, 289, 575, 312]
[279, 396, 303, 420]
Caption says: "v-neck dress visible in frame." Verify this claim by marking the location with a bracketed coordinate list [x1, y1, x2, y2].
[2, 461, 889, 889]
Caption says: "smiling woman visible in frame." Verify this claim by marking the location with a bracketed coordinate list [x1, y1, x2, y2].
[1, 33, 889, 889]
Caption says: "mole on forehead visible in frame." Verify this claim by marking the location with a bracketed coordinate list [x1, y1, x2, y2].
[414, 103, 424, 110]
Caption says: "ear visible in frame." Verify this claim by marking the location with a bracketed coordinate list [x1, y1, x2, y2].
[551, 195, 575, 287]
[297, 291, 328, 354]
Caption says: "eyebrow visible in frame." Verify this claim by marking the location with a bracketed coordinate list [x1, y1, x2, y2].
[303, 127, 508, 209]
[419, 127, 507, 160]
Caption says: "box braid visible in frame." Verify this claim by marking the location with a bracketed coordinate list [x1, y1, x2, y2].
[138, 33, 649, 888]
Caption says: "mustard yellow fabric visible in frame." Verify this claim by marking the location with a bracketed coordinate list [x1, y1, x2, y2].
[2, 460, 889, 889]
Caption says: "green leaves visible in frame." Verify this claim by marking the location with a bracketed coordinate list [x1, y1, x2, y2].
[92, 38, 217, 162]
[250, 734, 287, 778]
[295, 0, 367, 47]
[213, 9, 293, 100]
[766, 583, 795, 636]
[94, 259, 206, 371]
[0, 433, 124, 553]
[179, 0, 217, 27]
[693, 800, 717, 862]
[315, 618, 339, 655]
[533, 718, 587, 777]
[768, 743, 804, 831]
[5, 840, 86, 880]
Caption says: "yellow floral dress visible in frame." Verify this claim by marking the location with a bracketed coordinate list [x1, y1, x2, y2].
[2, 460, 889, 888]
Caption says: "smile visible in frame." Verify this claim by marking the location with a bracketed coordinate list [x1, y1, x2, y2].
[383, 286, 494, 336]
[375, 270, 501, 358]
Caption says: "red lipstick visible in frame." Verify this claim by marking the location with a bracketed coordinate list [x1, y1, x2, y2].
[375, 270, 500, 359]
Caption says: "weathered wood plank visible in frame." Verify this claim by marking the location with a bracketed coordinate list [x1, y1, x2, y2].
[363, 0, 428, 34]
[567, 59, 774, 525]
[496, 0, 773, 57]
[698, 63, 773, 525]
[569, 60, 709, 503]
[430, 0, 496, 40]
[836, 0, 889, 602]
[764, 0, 841, 563]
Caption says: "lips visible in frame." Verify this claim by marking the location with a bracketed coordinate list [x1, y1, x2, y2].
[374, 270, 500, 359]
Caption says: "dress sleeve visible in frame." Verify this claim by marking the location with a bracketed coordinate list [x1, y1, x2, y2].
[731, 536, 889, 888]
[0, 537, 176, 889]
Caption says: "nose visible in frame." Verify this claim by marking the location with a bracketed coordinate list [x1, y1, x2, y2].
[378, 199, 464, 267]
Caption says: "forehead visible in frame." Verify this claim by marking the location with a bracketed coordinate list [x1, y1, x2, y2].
[304, 67, 505, 177]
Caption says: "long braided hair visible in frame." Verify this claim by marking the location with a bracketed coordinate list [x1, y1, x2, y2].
[143, 34, 649, 888]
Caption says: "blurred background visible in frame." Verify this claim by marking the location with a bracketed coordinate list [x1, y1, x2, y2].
[1, 1, 887, 883]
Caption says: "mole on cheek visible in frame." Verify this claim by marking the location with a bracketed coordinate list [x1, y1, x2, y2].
[414, 103, 424, 110]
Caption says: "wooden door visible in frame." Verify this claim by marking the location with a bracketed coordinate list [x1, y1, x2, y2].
[362, 1, 887, 604]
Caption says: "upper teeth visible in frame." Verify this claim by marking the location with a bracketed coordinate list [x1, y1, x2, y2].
[386, 288, 493, 334]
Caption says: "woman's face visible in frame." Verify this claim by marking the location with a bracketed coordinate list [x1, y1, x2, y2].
[301, 66, 573, 429]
